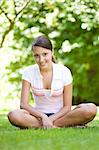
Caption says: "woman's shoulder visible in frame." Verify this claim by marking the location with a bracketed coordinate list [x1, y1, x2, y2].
[22, 64, 38, 73]
[54, 63, 71, 72]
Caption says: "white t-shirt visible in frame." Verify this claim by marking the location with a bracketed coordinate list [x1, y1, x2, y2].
[22, 62, 73, 113]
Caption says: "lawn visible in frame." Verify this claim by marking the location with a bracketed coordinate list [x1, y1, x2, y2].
[0, 109, 99, 150]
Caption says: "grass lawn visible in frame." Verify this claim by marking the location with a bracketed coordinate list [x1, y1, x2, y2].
[0, 109, 99, 150]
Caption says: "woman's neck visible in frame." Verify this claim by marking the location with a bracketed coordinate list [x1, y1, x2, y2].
[40, 62, 53, 74]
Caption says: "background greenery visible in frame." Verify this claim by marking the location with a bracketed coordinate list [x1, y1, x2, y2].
[0, 0, 99, 111]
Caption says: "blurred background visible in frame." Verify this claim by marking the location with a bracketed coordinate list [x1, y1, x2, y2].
[0, 0, 99, 112]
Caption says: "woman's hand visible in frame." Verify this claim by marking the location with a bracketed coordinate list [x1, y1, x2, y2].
[41, 115, 55, 129]
[49, 115, 55, 123]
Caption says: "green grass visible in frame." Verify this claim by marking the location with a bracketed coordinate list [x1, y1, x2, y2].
[0, 111, 99, 150]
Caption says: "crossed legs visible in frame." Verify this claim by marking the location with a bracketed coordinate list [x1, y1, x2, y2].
[54, 103, 97, 127]
[8, 109, 42, 129]
[7, 103, 97, 129]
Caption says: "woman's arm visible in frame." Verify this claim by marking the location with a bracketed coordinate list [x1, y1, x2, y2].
[49, 83, 72, 122]
[20, 80, 47, 119]
[20, 80, 54, 128]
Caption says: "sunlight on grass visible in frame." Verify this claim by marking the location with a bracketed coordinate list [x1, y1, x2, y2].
[0, 108, 99, 150]
[0, 112, 99, 150]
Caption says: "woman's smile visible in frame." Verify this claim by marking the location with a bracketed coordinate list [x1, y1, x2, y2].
[33, 46, 53, 71]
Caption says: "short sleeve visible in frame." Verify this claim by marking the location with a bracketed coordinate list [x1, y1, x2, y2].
[22, 69, 31, 83]
[62, 66, 73, 86]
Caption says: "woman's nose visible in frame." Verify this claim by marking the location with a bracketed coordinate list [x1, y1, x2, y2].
[39, 56, 44, 62]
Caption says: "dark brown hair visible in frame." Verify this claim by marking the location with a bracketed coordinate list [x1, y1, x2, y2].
[32, 35, 56, 63]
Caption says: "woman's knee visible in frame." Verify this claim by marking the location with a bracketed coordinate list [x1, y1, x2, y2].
[79, 103, 97, 120]
[7, 109, 21, 124]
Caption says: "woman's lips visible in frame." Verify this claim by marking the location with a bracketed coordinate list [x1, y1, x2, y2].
[40, 64, 46, 67]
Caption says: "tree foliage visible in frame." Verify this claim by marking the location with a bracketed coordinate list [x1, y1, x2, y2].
[0, 0, 99, 104]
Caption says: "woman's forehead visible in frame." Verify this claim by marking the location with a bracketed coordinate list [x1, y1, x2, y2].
[33, 46, 51, 53]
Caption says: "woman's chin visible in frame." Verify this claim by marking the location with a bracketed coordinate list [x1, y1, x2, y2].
[39, 65, 47, 70]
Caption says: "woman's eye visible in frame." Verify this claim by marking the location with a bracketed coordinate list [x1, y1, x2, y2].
[34, 55, 39, 58]
[43, 53, 47, 56]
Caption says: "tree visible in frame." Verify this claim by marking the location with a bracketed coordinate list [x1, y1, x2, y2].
[0, 0, 31, 47]
[0, 0, 99, 104]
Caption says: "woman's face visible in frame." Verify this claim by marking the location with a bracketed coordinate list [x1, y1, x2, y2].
[33, 46, 53, 71]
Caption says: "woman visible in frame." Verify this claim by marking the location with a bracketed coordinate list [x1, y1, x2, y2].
[8, 35, 97, 129]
